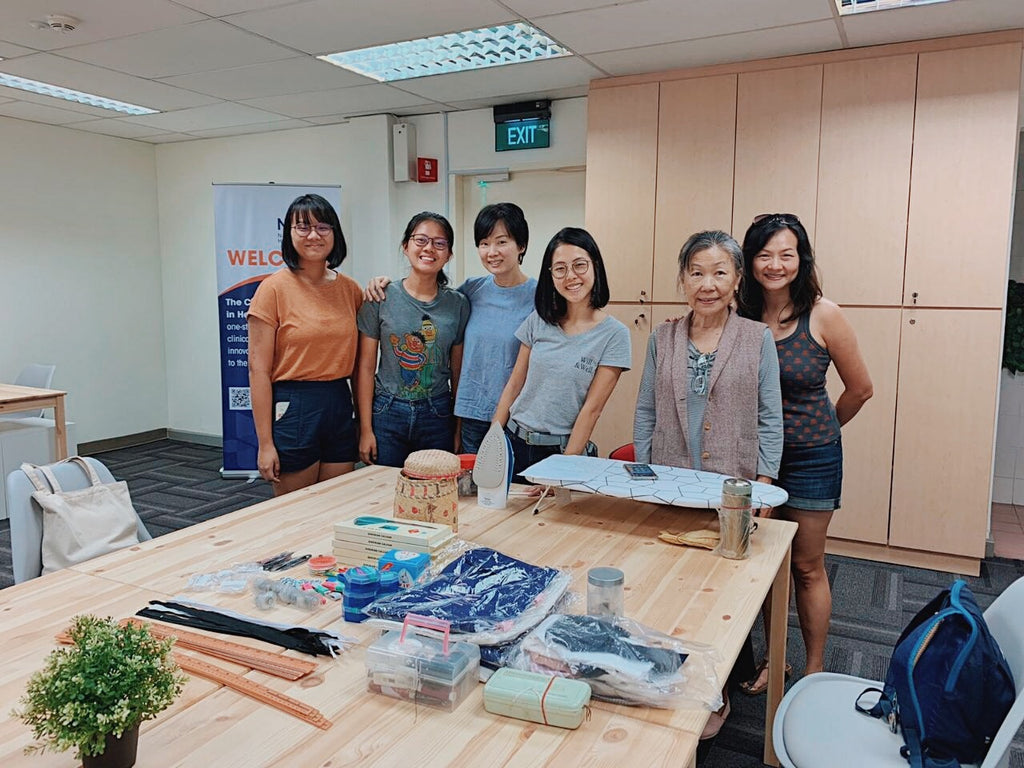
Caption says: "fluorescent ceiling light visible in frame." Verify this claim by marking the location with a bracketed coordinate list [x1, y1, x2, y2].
[837, 0, 955, 14]
[318, 22, 571, 82]
[0, 72, 158, 115]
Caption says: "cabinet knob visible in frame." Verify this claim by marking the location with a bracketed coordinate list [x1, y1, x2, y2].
[634, 313, 646, 328]
[909, 318, 916, 325]
[639, 290, 647, 304]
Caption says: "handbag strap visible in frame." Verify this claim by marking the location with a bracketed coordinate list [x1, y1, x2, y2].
[21, 457, 104, 495]
[19, 463, 53, 494]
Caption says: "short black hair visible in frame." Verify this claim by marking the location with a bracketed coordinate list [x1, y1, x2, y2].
[402, 211, 455, 289]
[280, 194, 347, 270]
[534, 227, 610, 325]
[474, 202, 529, 263]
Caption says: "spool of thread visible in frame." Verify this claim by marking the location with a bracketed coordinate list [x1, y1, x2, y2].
[253, 590, 277, 611]
[308, 555, 337, 578]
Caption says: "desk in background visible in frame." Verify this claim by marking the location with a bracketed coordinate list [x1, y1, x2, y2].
[0, 465, 796, 767]
[0, 384, 68, 460]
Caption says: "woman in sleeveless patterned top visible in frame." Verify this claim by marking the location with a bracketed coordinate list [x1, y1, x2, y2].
[737, 213, 873, 694]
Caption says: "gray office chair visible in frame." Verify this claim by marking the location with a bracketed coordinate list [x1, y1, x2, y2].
[772, 576, 1024, 768]
[1, 363, 57, 419]
[6, 457, 152, 583]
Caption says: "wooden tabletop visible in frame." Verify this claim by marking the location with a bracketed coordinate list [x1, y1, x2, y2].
[0, 383, 69, 460]
[0, 465, 796, 767]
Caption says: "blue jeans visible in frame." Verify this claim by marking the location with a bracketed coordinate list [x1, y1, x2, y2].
[459, 417, 491, 456]
[372, 391, 455, 468]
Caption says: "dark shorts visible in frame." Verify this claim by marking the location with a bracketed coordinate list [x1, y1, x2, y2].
[272, 379, 358, 473]
[776, 437, 843, 511]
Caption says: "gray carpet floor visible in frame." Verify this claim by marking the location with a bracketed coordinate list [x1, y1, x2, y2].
[1, 439, 1022, 766]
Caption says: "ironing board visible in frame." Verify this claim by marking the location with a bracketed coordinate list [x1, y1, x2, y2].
[521, 455, 789, 509]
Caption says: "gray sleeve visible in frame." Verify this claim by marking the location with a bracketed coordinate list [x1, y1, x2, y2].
[633, 333, 658, 463]
[600, 320, 632, 370]
[756, 327, 783, 479]
[514, 312, 536, 348]
[356, 296, 381, 339]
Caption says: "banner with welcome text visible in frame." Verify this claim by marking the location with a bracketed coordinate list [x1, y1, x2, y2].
[213, 183, 343, 476]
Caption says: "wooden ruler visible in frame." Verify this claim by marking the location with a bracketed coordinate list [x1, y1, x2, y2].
[123, 619, 317, 681]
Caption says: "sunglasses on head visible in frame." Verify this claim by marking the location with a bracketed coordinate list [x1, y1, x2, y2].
[752, 213, 801, 226]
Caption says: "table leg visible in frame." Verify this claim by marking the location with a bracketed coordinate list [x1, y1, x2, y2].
[762, 542, 792, 767]
[53, 395, 68, 460]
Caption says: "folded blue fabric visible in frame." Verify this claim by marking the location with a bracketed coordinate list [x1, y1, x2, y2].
[363, 547, 559, 635]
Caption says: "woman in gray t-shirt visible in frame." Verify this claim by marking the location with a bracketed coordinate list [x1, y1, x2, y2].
[493, 227, 631, 481]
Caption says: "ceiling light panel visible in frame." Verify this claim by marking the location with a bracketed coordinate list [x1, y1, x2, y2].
[0, 72, 158, 115]
[318, 23, 571, 82]
[837, 0, 955, 14]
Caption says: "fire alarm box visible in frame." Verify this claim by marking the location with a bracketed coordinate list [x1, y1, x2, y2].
[417, 157, 438, 183]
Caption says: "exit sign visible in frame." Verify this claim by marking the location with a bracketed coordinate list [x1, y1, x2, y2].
[495, 118, 550, 152]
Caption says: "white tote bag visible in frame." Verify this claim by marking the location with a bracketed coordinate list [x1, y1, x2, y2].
[21, 457, 141, 574]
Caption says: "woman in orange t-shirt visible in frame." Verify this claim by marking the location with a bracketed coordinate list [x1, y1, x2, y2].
[247, 194, 363, 495]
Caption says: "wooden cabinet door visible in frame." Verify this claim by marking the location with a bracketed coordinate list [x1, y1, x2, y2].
[815, 56, 916, 307]
[733, 65, 822, 242]
[590, 303, 661, 456]
[585, 84, 659, 304]
[653, 75, 737, 303]
[904, 43, 1022, 308]
[889, 309, 1002, 557]
[825, 308, 900, 545]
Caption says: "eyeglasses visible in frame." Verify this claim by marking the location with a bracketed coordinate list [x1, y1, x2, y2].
[409, 234, 450, 251]
[550, 259, 591, 280]
[752, 213, 801, 226]
[292, 222, 333, 236]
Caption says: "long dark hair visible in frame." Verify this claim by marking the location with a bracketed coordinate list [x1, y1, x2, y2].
[280, 194, 347, 270]
[401, 211, 454, 289]
[534, 227, 610, 325]
[738, 213, 821, 324]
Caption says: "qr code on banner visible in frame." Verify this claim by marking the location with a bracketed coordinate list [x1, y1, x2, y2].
[228, 387, 251, 411]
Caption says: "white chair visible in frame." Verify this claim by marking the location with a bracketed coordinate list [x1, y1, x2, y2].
[773, 577, 1024, 768]
[6, 457, 152, 584]
[2, 363, 57, 419]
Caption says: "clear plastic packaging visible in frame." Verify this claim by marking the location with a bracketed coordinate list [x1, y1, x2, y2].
[504, 613, 723, 710]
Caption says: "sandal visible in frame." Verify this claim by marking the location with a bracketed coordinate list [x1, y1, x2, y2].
[739, 658, 793, 696]
[700, 692, 731, 740]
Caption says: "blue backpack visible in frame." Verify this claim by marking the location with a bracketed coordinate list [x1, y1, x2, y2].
[857, 580, 1015, 768]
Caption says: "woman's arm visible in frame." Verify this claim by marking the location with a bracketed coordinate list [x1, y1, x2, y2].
[356, 333, 380, 464]
[492, 343, 531, 427]
[815, 299, 873, 426]
[565, 365, 625, 456]
[756, 328, 783, 480]
[633, 335, 658, 463]
[449, 342, 464, 452]
[247, 316, 279, 483]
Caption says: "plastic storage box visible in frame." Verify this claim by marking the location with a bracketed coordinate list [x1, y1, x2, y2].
[365, 615, 480, 712]
[483, 668, 592, 729]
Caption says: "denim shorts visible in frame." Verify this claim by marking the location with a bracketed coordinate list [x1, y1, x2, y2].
[371, 390, 455, 468]
[776, 437, 843, 511]
[272, 379, 357, 473]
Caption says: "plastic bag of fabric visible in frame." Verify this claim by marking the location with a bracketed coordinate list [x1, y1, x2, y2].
[363, 547, 571, 645]
[505, 613, 722, 710]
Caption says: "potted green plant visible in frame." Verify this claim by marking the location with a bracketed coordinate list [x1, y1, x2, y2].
[12, 615, 186, 768]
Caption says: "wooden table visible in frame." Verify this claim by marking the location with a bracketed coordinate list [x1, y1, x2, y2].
[0, 465, 796, 767]
[0, 383, 68, 460]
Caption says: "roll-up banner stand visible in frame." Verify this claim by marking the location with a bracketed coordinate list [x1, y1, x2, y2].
[213, 183, 343, 477]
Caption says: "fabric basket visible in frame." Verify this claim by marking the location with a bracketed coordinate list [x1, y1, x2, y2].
[394, 450, 460, 532]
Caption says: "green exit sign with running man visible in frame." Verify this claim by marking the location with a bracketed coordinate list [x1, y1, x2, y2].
[495, 118, 550, 151]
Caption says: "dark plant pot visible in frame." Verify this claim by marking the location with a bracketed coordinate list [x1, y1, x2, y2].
[81, 724, 139, 768]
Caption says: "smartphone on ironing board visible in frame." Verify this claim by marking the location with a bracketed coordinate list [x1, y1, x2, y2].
[624, 463, 658, 480]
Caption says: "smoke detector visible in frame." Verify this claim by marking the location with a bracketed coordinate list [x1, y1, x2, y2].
[29, 14, 80, 33]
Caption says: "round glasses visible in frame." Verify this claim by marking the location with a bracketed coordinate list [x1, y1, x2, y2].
[409, 234, 450, 251]
[293, 223, 333, 236]
[550, 259, 591, 280]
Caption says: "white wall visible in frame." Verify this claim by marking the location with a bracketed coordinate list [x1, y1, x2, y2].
[0, 116, 167, 443]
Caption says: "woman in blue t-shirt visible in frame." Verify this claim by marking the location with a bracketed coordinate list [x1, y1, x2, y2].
[365, 203, 537, 454]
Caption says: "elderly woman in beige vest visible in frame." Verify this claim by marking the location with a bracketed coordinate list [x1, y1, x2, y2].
[633, 229, 783, 739]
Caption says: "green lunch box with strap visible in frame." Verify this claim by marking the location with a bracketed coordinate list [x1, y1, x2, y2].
[483, 668, 592, 729]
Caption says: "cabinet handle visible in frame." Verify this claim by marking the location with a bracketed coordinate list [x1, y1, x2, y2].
[912, 291, 918, 305]
[639, 290, 647, 305]
[635, 313, 646, 328]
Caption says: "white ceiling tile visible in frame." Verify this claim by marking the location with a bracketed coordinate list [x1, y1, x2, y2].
[536, 0, 835, 54]
[172, 0, 299, 15]
[0, 53, 220, 110]
[588, 20, 844, 76]
[187, 118, 315, 137]
[120, 101, 292, 132]
[0, 41, 37, 58]
[228, 0, 515, 55]
[69, 118, 174, 138]
[0, 99, 97, 124]
[144, 132, 199, 143]
[57, 19, 297, 78]
[395, 57, 604, 103]
[0, 0, 204, 50]
[242, 83, 437, 118]
[841, 0, 1024, 47]
[444, 85, 589, 112]
[505, 0, 640, 15]
[159, 56, 373, 100]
